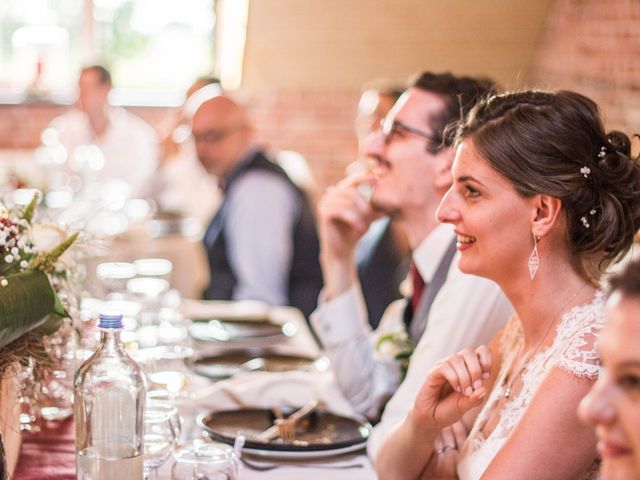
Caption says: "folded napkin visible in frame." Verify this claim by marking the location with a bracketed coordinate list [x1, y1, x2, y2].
[191, 370, 356, 418]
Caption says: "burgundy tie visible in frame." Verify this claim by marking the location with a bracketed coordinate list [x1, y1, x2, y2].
[410, 262, 425, 313]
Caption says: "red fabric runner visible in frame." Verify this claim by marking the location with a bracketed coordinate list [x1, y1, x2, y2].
[13, 419, 75, 480]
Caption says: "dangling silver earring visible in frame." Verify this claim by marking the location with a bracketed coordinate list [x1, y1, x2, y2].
[528, 233, 540, 279]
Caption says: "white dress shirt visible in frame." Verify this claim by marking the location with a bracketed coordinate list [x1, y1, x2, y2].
[50, 107, 158, 196]
[224, 167, 299, 306]
[311, 223, 514, 460]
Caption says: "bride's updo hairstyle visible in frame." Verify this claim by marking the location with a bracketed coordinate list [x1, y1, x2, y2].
[456, 90, 640, 280]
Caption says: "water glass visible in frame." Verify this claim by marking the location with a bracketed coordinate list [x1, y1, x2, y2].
[96, 262, 137, 297]
[144, 407, 177, 479]
[173, 442, 239, 480]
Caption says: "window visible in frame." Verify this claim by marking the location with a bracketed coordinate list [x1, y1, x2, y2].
[0, 0, 216, 105]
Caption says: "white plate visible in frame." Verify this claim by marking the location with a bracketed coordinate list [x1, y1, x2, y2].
[188, 320, 296, 343]
[182, 299, 270, 322]
[241, 441, 367, 459]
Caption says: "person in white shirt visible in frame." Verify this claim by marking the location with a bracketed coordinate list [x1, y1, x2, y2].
[150, 77, 222, 224]
[49, 65, 158, 196]
[311, 72, 514, 459]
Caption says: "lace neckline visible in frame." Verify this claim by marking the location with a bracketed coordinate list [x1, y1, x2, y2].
[477, 290, 604, 441]
[457, 290, 605, 480]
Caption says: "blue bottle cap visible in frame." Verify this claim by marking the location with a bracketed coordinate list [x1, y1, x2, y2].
[98, 313, 124, 329]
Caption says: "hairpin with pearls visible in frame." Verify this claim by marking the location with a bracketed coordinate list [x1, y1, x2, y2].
[598, 146, 607, 159]
[580, 209, 597, 229]
[580, 166, 591, 178]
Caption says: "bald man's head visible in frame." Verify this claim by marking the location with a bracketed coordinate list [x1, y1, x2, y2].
[191, 95, 253, 176]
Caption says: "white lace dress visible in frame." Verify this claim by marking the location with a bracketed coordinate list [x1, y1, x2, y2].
[457, 291, 605, 480]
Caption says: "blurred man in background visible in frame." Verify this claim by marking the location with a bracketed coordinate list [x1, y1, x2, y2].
[352, 81, 410, 328]
[149, 77, 222, 224]
[49, 64, 158, 196]
[192, 93, 323, 318]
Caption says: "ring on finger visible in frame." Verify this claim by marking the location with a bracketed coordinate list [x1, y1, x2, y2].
[436, 444, 457, 455]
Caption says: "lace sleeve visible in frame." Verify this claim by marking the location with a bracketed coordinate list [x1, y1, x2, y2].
[556, 296, 606, 380]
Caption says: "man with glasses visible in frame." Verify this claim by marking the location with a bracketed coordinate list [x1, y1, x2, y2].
[192, 93, 322, 318]
[311, 72, 513, 458]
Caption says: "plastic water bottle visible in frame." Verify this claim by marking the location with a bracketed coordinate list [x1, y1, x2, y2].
[74, 313, 147, 479]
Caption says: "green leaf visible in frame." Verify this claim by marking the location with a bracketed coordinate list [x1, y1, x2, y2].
[21, 192, 39, 224]
[0, 270, 64, 350]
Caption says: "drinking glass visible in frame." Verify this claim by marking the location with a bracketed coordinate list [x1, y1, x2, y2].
[145, 343, 193, 403]
[18, 358, 41, 432]
[144, 407, 177, 479]
[133, 258, 173, 281]
[173, 442, 239, 480]
[146, 399, 182, 444]
[96, 262, 137, 297]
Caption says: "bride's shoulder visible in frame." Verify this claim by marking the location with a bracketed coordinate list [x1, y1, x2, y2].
[554, 290, 607, 380]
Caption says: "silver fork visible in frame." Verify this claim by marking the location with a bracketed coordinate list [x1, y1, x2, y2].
[275, 400, 318, 442]
[240, 457, 364, 471]
[256, 400, 318, 442]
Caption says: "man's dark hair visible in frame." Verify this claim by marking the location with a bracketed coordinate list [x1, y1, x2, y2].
[82, 64, 112, 87]
[410, 72, 498, 153]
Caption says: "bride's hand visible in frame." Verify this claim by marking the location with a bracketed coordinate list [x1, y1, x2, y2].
[419, 421, 468, 480]
[411, 345, 492, 432]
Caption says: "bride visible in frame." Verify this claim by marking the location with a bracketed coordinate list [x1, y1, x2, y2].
[374, 90, 640, 479]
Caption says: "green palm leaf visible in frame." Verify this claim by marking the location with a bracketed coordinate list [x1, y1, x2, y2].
[0, 270, 67, 350]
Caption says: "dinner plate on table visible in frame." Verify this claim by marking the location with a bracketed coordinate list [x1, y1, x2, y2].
[182, 299, 271, 323]
[197, 407, 371, 459]
[188, 317, 296, 343]
[187, 348, 326, 379]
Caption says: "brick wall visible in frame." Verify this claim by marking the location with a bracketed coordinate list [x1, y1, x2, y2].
[248, 90, 359, 191]
[529, 0, 640, 132]
[0, 103, 172, 150]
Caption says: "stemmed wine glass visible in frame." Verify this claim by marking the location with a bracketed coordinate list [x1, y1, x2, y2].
[143, 406, 178, 479]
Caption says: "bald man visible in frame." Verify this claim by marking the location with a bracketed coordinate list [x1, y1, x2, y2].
[192, 95, 322, 317]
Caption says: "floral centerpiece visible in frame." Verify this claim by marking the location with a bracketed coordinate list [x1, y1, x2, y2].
[0, 193, 79, 477]
[0, 194, 78, 368]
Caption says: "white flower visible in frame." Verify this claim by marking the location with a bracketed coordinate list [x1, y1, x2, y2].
[0, 278, 7, 287]
[19, 260, 28, 269]
[30, 224, 67, 252]
[11, 246, 18, 256]
[4, 254, 13, 263]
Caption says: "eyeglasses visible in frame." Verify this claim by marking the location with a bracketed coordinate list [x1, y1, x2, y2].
[192, 126, 241, 144]
[380, 118, 441, 148]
